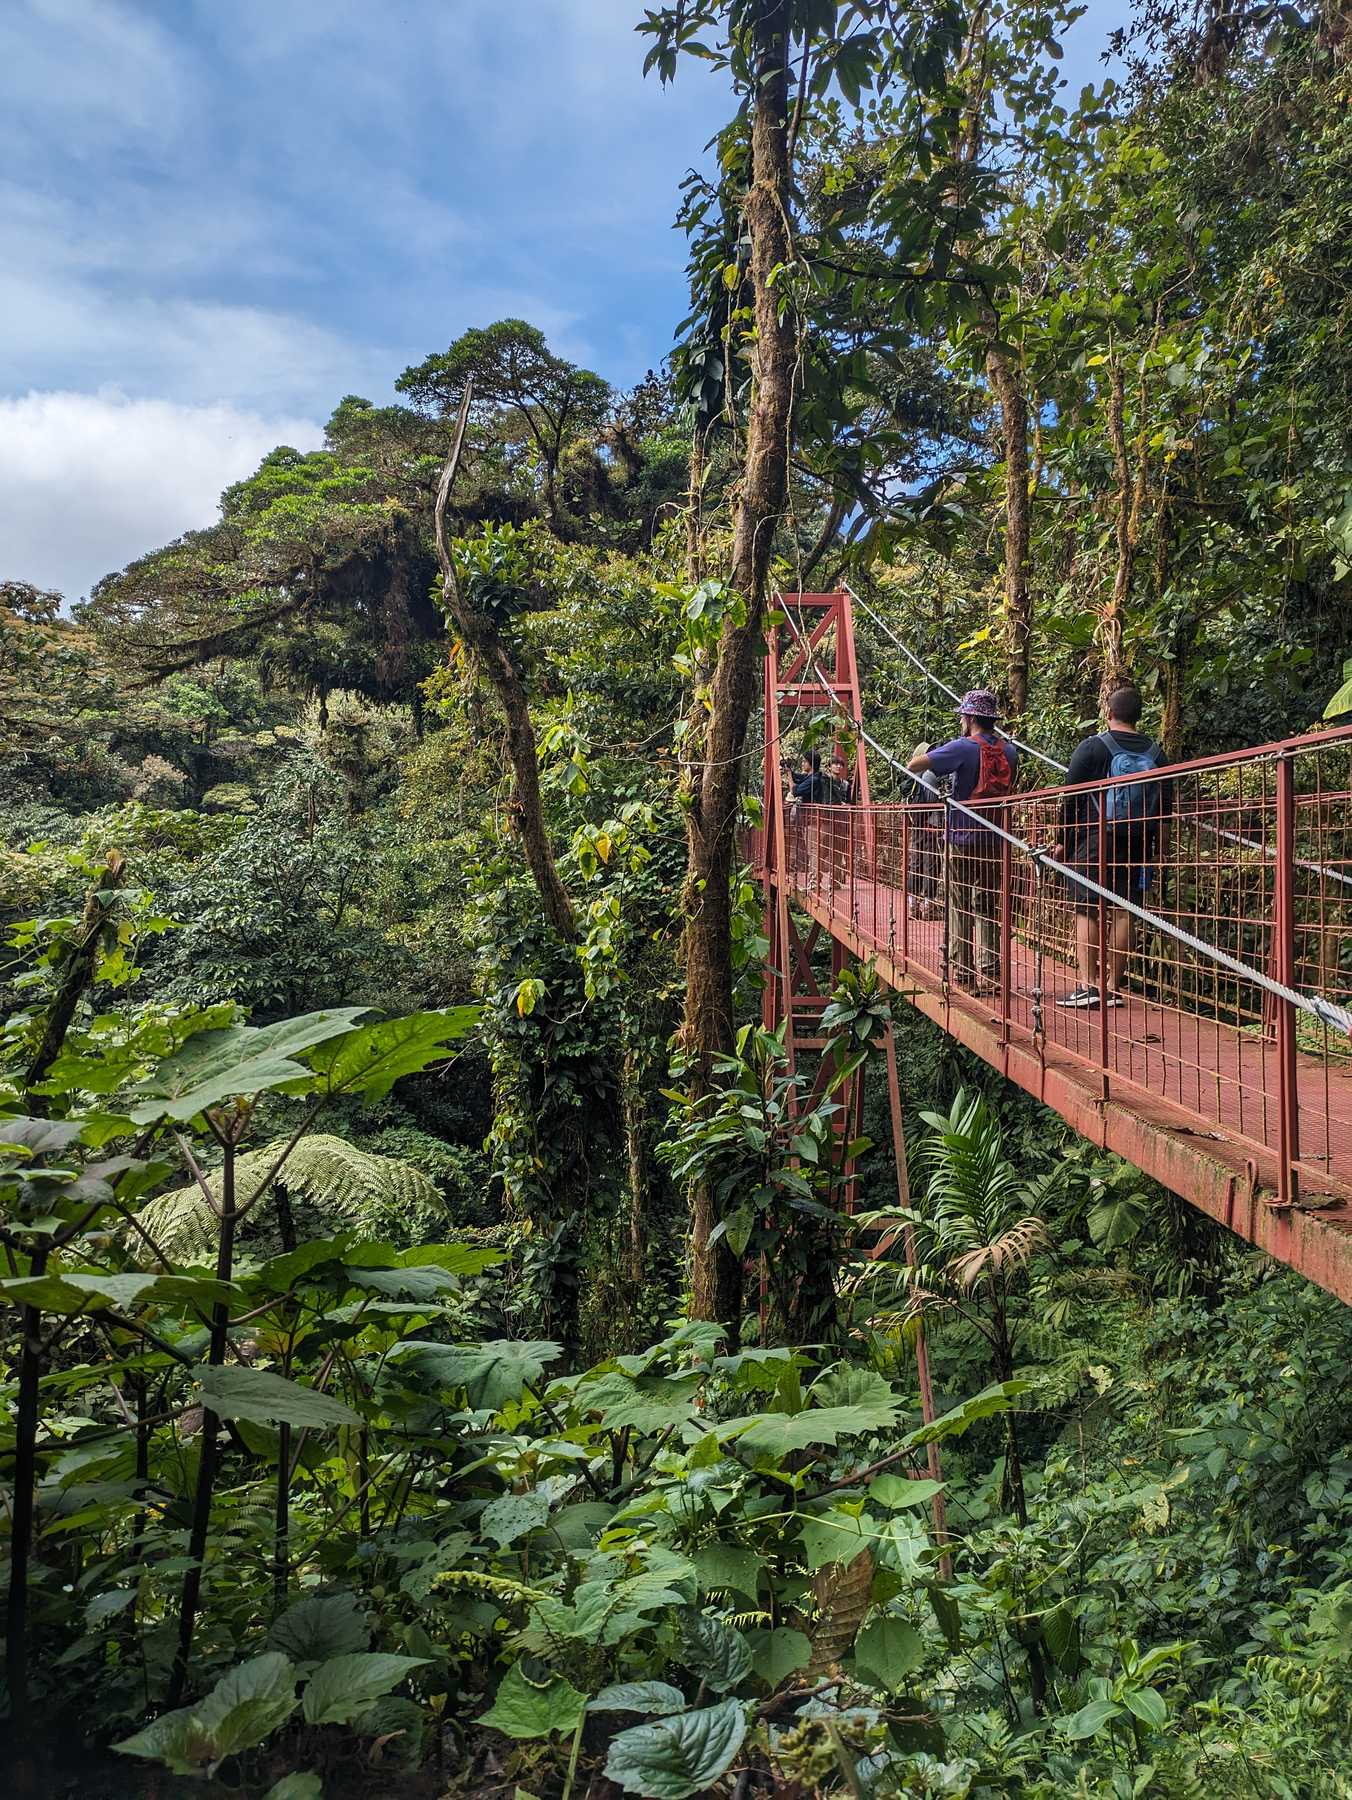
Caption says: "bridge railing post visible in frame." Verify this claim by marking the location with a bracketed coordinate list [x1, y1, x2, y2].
[1096, 803, 1110, 1082]
[1275, 750, 1300, 1207]
[999, 825, 1012, 1046]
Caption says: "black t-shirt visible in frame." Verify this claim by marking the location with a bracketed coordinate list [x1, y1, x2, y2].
[1060, 730, 1171, 861]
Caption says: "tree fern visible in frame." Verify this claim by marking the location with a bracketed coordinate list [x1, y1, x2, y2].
[132, 1133, 444, 1261]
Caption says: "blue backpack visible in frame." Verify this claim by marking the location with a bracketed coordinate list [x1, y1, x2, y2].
[1097, 732, 1164, 827]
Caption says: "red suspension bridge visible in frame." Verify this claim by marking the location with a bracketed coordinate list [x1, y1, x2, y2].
[755, 591, 1352, 1306]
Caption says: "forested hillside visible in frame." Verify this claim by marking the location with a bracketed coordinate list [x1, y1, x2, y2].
[6, 4, 1352, 1796]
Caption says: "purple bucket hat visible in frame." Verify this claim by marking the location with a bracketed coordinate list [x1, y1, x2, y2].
[957, 688, 999, 718]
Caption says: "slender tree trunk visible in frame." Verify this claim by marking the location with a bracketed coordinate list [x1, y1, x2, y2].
[1102, 353, 1156, 701]
[168, 1138, 237, 1705]
[1101, 359, 1133, 697]
[5, 1249, 48, 1734]
[434, 389, 576, 941]
[273, 1421, 291, 1615]
[621, 1039, 649, 1294]
[684, 0, 796, 1327]
[986, 347, 1033, 723]
[687, 422, 707, 584]
[949, 9, 1034, 726]
[992, 1310, 1048, 1711]
[24, 851, 125, 1096]
[1153, 505, 1186, 759]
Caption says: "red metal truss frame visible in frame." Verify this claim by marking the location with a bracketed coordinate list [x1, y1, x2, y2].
[761, 595, 948, 1539]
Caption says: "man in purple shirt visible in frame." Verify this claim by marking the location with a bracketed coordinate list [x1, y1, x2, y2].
[907, 690, 1017, 993]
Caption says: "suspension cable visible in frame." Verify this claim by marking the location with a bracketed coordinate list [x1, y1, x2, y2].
[777, 600, 1352, 1037]
[845, 582, 1069, 776]
[842, 579, 1352, 892]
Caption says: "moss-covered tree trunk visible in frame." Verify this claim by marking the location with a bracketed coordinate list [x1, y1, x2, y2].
[684, 0, 795, 1327]
[987, 346, 1033, 724]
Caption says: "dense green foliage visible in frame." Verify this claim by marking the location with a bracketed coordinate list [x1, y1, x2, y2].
[7, 2, 1352, 1795]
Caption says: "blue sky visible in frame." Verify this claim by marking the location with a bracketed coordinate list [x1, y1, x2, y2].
[0, 0, 1130, 602]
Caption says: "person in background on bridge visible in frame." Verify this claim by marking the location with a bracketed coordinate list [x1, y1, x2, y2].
[787, 749, 836, 886]
[826, 750, 855, 890]
[907, 690, 1017, 995]
[1057, 685, 1170, 1011]
[788, 749, 834, 805]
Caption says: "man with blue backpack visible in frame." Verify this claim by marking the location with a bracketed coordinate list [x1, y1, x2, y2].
[1057, 686, 1170, 1010]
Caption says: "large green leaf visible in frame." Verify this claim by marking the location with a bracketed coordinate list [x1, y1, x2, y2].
[192, 1654, 301, 1755]
[129, 1010, 368, 1122]
[1088, 1193, 1147, 1249]
[348, 1263, 462, 1303]
[478, 1659, 587, 1740]
[870, 1475, 944, 1510]
[0, 1117, 84, 1157]
[854, 1615, 924, 1689]
[729, 1397, 901, 1457]
[590, 1682, 687, 1716]
[351, 1693, 424, 1765]
[905, 1381, 1029, 1447]
[1325, 671, 1352, 719]
[746, 1627, 811, 1688]
[577, 1368, 702, 1433]
[693, 1544, 764, 1602]
[262, 1778, 323, 1800]
[677, 1609, 752, 1693]
[1058, 1697, 1124, 1741]
[196, 1365, 361, 1429]
[604, 1698, 747, 1799]
[799, 1508, 873, 1571]
[301, 1653, 429, 1726]
[389, 1338, 561, 1410]
[299, 1007, 480, 1100]
[1121, 1686, 1168, 1731]
[115, 1652, 298, 1774]
[480, 1491, 551, 1548]
[268, 1592, 370, 1665]
[0, 1271, 234, 1316]
[809, 1364, 898, 1413]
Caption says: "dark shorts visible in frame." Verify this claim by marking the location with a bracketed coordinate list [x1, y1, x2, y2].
[1064, 860, 1135, 915]
[1063, 830, 1154, 915]
[1065, 824, 1159, 914]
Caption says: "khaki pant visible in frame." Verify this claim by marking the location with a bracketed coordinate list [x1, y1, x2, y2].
[945, 838, 1001, 986]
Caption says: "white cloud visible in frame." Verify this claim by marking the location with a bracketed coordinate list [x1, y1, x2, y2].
[0, 389, 323, 603]
[0, 264, 391, 414]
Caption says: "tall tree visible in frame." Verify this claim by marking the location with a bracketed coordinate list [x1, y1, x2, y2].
[400, 319, 612, 531]
[432, 391, 577, 942]
[648, 0, 969, 1323]
[649, 0, 797, 1324]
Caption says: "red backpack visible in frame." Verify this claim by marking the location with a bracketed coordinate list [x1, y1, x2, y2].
[972, 738, 1013, 802]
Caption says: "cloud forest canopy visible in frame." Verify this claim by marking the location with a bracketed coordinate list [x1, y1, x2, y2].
[6, 3, 1352, 1796]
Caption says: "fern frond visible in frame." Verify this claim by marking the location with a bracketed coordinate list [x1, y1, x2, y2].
[131, 1133, 443, 1261]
